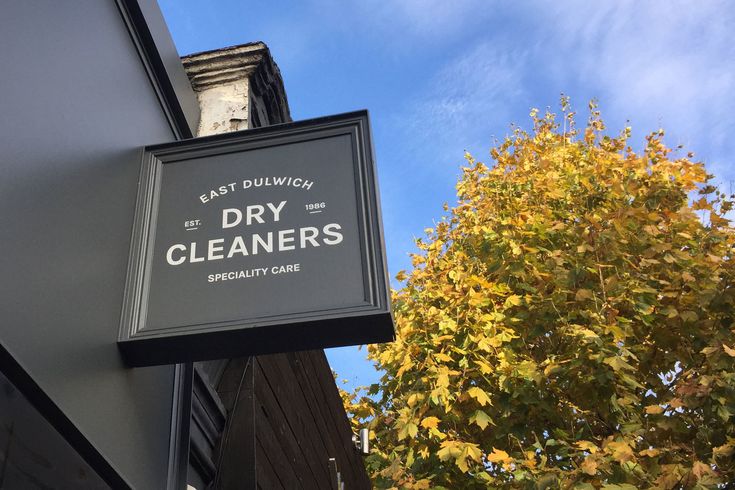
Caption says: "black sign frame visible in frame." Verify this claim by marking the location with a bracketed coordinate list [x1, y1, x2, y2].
[117, 111, 394, 366]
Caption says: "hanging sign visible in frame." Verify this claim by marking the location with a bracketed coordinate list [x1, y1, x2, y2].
[118, 111, 394, 366]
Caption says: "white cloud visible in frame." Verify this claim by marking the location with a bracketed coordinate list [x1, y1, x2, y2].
[354, 0, 490, 38]
[399, 42, 527, 163]
[308, 0, 495, 51]
[383, 0, 734, 277]
[533, 0, 735, 176]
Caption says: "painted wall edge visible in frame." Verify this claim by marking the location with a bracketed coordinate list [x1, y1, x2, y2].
[116, 0, 200, 138]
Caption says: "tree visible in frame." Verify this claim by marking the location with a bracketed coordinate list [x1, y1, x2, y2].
[346, 100, 735, 488]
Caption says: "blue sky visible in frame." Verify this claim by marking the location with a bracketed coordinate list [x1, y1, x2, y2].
[158, 0, 735, 391]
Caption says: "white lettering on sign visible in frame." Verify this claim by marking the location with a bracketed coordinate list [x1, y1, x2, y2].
[242, 177, 313, 190]
[164, 199, 345, 267]
[199, 182, 237, 203]
[206, 263, 301, 283]
[166, 244, 187, 265]
[222, 201, 287, 228]
[165, 224, 343, 265]
[322, 223, 344, 245]
[199, 176, 313, 205]
[272, 263, 300, 274]
[207, 238, 225, 260]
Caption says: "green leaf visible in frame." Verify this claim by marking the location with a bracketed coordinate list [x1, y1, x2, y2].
[469, 410, 494, 430]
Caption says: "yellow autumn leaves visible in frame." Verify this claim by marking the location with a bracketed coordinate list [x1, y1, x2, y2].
[344, 101, 735, 489]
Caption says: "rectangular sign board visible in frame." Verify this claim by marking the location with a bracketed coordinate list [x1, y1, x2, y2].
[118, 111, 394, 366]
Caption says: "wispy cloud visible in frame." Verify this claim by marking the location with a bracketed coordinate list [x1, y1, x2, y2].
[394, 0, 734, 178]
[532, 0, 735, 176]
[307, 0, 495, 54]
[347, 0, 491, 39]
[377, 42, 529, 279]
[399, 42, 528, 164]
[380, 0, 734, 277]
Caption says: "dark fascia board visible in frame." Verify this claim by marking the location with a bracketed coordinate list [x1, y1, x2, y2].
[121, 311, 394, 367]
[115, 0, 200, 139]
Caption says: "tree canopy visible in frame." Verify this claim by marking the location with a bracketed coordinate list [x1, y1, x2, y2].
[345, 100, 735, 488]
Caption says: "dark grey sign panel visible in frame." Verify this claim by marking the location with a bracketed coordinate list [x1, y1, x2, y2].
[119, 111, 394, 366]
